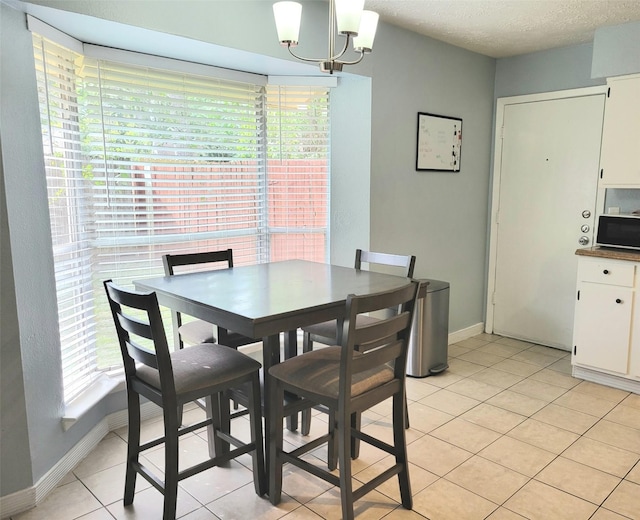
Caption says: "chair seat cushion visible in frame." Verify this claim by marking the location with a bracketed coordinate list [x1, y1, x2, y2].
[268, 346, 394, 400]
[179, 319, 216, 345]
[136, 343, 261, 397]
[302, 315, 381, 342]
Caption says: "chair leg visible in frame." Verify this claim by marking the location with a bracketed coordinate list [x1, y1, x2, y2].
[220, 393, 232, 458]
[301, 405, 312, 436]
[249, 374, 266, 496]
[163, 404, 180, 520]
[338, 407, 355, 520]
[327, 411, 338, 471]
[350, 412, 361, 460]
[124, 391, 141, 506]
[405, 399, 410, 429]
[284, 330, 299, 432]
[302, 331, 313, 354]
[393, 392, 412, 509]
[177, 404, 184, 427]
[205, 394, 227, 461]
[268, 378, 285, 505]
[300, 332, 313, 435]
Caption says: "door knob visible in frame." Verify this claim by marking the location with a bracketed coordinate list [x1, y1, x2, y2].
[578, 236, 589, 245]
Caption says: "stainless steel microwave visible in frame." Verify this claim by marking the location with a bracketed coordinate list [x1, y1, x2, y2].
[596, 214, 640, 250]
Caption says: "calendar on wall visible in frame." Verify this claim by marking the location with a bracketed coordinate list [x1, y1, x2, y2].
[416, 112, 462, 172]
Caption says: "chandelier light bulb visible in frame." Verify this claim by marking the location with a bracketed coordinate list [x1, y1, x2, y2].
[353, 10, 379, 52]
[335, 0, 365, 35]
[273, 1, 302, 45]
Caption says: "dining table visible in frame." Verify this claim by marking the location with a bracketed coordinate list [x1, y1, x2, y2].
[133, 259, 413, 472]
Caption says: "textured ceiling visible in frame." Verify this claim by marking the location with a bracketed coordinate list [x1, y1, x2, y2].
[364, 0, 640, 58]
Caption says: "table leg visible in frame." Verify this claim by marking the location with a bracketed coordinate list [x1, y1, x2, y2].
[262, 334, 281, 484]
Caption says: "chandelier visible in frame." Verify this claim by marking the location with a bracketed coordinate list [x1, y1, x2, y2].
[272, 0, 379, 74]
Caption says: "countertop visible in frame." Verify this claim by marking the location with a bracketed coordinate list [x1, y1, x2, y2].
[575, 246, 640, 262]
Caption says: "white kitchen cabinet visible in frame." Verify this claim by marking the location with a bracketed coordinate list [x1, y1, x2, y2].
[573, 283, 632, 374]
[631, 298, 640, 379]
[599, 74, 640, 186]
[572, 256, 637, 381]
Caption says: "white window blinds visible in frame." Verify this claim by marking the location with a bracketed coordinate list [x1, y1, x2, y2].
[32, 34, 99, 402]
[81, 59, 267, 271]
[32, 32, 330, 404]
[266, 85, 330, 262]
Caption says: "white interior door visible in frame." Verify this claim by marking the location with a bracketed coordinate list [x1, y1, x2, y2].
[489, 92, 605, 350]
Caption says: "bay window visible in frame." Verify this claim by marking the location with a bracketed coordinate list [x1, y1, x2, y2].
[32, 27, 330, 404]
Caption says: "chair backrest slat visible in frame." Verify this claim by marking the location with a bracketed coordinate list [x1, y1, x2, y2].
[353, 339, 404, 374]
[353, 312, 412, 351]
[117, 312, 153, 340]
[104, 280, 174, 392]
[356, 249, 416, 278]
[125, 340, 159, 369]
[113, 297, 162, 370]
[163, 249, 233, 275]
[340, 281, 419, 390]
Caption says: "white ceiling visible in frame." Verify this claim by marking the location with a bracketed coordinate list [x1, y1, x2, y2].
[13, 0, 640, 64]
[364, 0, 640, 58]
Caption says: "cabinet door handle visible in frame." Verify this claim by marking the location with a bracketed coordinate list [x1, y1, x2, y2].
[616, 298, 622, 304]
[603, 269, 609, 275]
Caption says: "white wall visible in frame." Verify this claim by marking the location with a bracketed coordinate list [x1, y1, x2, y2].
[368, 23, 495, 329]
[592, 21, 640, 78]
[1, 2, 65, 494]
[495, 42, 604, 99]
[329, 74, 373, 268]
[0, 133, 34, 496]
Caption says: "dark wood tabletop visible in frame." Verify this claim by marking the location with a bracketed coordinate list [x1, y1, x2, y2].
[134, 259, 412, 340]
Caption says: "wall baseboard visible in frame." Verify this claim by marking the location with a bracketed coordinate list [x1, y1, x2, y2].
[0, 487, 35, 520]
[0, 402, 161, 519]
[1, 324, 487, 518]
[573, 365, 640, 394]
[448, 322, 484, 344]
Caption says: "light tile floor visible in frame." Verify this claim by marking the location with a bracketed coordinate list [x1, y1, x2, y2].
[10, 334, 640, 520]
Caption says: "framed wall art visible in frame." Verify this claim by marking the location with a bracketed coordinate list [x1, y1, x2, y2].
[416, 112, 462, 172]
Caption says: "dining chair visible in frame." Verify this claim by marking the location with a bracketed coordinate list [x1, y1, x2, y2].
[268, 281, 420, 520]
[104, 280, 265, 520]
[300, 249, 416, 436]
[163, 249, 261, 423]
[162, 249, 256, 350]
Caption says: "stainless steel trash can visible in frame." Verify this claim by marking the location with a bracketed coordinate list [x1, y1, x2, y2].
[406, 279, 450, 377]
